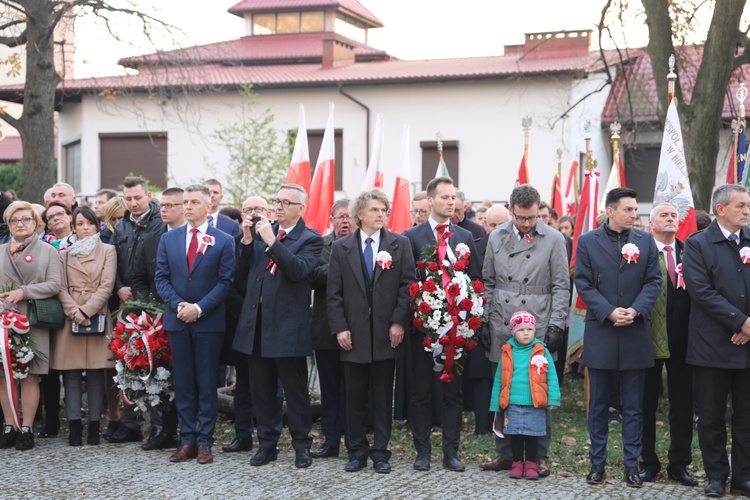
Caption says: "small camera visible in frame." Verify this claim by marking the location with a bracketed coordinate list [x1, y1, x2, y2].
[250, 215, 261, 240]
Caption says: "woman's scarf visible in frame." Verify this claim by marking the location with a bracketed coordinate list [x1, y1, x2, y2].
[66, 233, 100, 257]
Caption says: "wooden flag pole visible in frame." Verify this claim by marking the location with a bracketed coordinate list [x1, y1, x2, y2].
[522, 116, 532, 165]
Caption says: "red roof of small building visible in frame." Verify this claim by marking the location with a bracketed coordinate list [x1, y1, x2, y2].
[227, 0, 383, 27]
[0, 135, 57, 161]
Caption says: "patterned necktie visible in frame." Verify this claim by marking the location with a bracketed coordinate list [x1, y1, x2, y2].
[207, 214, 214, 227]
[665, 246, 676, 288]
[277, 229, 287, 241]
[729, 233, 739, 245]
[267, 229, 286, 275]
[187, 228, 199, 270]
[364, 237, 374, 280]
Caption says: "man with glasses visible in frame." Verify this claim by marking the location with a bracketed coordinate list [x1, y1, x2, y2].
[410, 191, 429, 227]
[233, 184, 323, 469]
[480, 184, 569, 477]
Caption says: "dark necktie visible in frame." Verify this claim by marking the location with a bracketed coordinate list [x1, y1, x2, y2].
[267, 229, 286, 275]
[665, 246, 676, 287]
[207, 214, 215, 227]
[364, 237, 374, 280]
[729, 233, 739, 245]
[187, 228, 199, 270]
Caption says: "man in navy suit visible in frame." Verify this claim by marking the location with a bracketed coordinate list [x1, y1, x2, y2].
[204, 179, 241, 237]
[404, 176, 481, 472]
[155, 184, 234, 465]
[574, 187, 661, 488]
[233, 183, 323, 469]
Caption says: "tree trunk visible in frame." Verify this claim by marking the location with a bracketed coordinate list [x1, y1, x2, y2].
[17, 0, 60, 204]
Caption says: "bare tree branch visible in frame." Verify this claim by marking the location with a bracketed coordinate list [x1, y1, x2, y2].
[0, 108, 21, 130]
[0, 30, 26, 47]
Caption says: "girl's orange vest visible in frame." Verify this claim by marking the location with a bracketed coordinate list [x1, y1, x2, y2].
[499, 342, 549, 409]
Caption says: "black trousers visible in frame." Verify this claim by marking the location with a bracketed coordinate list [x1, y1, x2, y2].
[409, 332, 462, 457]
[315, 349, 345, 447]
[343, 359, 395, 460]
[693, 366, 750, 483]
[472, 377, 493, 434]
[641, 357, 693, 473]
[233, 353, 255, 440]
[39, 371, 61, 432]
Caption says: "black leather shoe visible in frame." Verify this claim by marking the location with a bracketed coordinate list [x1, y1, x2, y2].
[373, 458, 391, 474]
[15, 427, 35, 451]
[108, 426, 143, 444]
[311, 443, 339, 458]
[142, 431, 178, 451]
[638, 467, 659, 482]
[222, 436, 253, 453]
[624, 467, 643, 488]
[731, 480, 750, 496]
[442, 455, 466, 472]
[102, 421, 121, 441]
[586, 465, 606, 485]
[705, 479, 726, 497]
[667, 468, 698, 487]
[345, 456, 367, 472]
[295, 448, 312, 469]
[413, 453, 430, 471]
[250, 447, 279, 466]
[37, 425, 58, 438]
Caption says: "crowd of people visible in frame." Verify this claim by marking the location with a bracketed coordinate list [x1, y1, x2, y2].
[0, 175, 748, 496]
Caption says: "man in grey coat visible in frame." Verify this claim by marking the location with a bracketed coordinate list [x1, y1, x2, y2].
[480, 185, 570, 476]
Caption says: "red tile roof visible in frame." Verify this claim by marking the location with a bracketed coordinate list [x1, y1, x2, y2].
[0, 136, 57, 161]
[118, 32, 390, 69]
[227, 0, 383, 27]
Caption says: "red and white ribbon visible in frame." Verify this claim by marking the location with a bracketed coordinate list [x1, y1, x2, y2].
[622, 243, 640, 264]
[741, 247, 750, 265]
[675, 263, 686, 289]
[0, 326, 20, 429]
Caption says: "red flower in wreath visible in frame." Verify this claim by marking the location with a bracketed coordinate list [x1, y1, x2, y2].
[439, 336, 450, 346]
[417, 260, 427, 271]
[460, 299, 473, 312]
[454, 336, 466, 348]
[453, 261, 466, 272]
[468, 316, 481, 330]
[413, 318, 424, 329]
[472, 280, 484, 293]
[447, 305, 460, 316]
[465, 339, 477, 351]
[421, 337, 432, 348]
[408, 282, 421, 298]
[446, 283, 461, 298]
[422, 279, 437, 293]
[428, 262, 439, 273]
[418, 302, 431, 315]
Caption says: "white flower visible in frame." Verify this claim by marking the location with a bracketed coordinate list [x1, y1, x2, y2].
[150, 394, 161, 407]
[155, 366, 170, 381]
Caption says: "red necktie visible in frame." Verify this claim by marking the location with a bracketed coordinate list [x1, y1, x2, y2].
[187, 228, 199, 271]
[277, 229, 287, 241]
[436, 223, 448, 247]
[267, 229, 287, 275]
[665, 246, 676, 287]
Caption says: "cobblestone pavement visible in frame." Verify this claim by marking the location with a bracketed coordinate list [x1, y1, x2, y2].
[5, 438, 706, 499]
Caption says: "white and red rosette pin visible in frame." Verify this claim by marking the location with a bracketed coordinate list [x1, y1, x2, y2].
[376, 251, 392, 270]
[454, 243, 471, 260]
[530, 354, 549, 375]
[675, 263, 686, 289]
[741, 247, 750, 265]
[197, 234, 215, 255]
[621, 243, 640, 264]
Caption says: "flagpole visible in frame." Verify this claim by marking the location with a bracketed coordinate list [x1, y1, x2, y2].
[553, 148, 562, 205]
[584, 121, 598, 231]
[522, 116, 532, 167]
[436, 132, 444, 170]
[667, 54, 676, 106]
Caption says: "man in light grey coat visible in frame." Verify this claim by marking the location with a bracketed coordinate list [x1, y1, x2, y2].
[479, 185, 570, 476]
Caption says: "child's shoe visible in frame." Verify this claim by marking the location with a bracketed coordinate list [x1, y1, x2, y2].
[524, 460, 539, 480]
[509, 461, 524, 479]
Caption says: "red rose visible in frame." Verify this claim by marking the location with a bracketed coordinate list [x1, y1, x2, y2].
[409, 282, 421, 298]
[428, 262, 439, 273]
[454, 336, 466, 348]
[447, 305, 460, 316]
[115, 322, 125, 335]
[472, 280, 485, 293]
[468, 316, 482, 330]
[133, 338, 145, 351]
[453, 261, 466, 272]
[418, 302, 431, 315]
[417, 260, 427, 271]
[439, 336, 450, 346]
[482, 296, 488, 304]
[410, 305, 416, 313]
[446, 283, 461, 297]
[413, 318, 424, 329]
[460, 299, 473, 311]
[422, 337, 433, 348]
[465, 339, 477, 351]
[422, 280, 437, 293]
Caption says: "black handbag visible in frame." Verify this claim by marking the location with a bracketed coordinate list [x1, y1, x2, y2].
[72, 314, 106, 336]
[8, 252, 65, 329]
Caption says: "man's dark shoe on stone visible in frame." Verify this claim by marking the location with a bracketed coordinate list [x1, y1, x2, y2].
[638, 466, 659, 482]
[668, 468, 698, 487]
[102, 420, 120, 441]
[169, 445, 198, 463]
[413, 453, 430, 471]
[624, 467, 643, 488]
[537, 458, 550, 477]
[295, 448, 312, 469]
[222, 436, 253, 453]
[705, 479, 726, 497]
[142, 430, 178, 451]
[480, 454, 512, 471]
[108, 426, 143, 444]
[731, 480, 750, 497]
[345, 456, 367, 472]
[311, 443, 339, 458]
[586, 464, 606, 485]
[37, 424, 58, 438]
[442, 455, 466, 472]
[250, 447, 279, 466]
[373, 458, 391, 474]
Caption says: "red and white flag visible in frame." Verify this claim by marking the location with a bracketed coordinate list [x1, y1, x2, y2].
[515, 155, 529, 186]
[570, 168, 600, 270]
[435, 148, 449, 178]
[551, 172, 563, 215]
[362, 114, 385, 190]
[388, 125, 412, 234]
[654, 101, 697, 241]
[307, 102, 335, 235]
[284, 104, 311, 193]
[564, 160, 579, 216]
[599, 148, 626, 212]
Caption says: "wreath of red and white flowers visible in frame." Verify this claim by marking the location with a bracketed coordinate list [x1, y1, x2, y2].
[409, 236, 484, 383]
[109, 299, 174, 413]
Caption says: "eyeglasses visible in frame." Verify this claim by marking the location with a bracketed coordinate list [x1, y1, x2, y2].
[46, 212, 68, 221]
[160, 203, 183, 210]
[9, 217, 33, 226]
[242, 206, 267, 214]
[332, 215, 351, 221]
[272, 199, 303, 208]
[411, 209, 429, 216]
[512, 213, 538, 223]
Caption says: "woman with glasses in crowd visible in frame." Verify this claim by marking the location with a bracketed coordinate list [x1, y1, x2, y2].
[43, 202, 74, 250]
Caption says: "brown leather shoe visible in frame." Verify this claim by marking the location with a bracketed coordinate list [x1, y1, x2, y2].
[480, 455, 513, 471]
[169, 445, 198, 463]
[537, 458, 550, 477]
[197, 445, 214, 464]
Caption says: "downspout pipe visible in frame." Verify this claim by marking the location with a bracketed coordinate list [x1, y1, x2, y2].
[338, 83, 370, 161]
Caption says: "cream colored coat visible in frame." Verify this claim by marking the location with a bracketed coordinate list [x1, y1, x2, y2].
[0, 236, 62, 375]
[50, 241, 116, 370]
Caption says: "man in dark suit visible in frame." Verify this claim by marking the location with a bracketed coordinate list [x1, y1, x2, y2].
[683, 184, 750, 497]
[309, 199, 351, 459]
[233, 183, 323, 469]
[404, 176, 481, 472]
[452, 189, 485, 240]
[328, 190, 416, 473]
[639, 203, 696, 486]
[574, 187, 661, 488]
[154, 184, 234, 464]
[130, 187, 185, 451]
[204, 179, 241, 237]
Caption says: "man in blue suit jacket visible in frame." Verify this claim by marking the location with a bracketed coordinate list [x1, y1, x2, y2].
[574, 188, 661, 488]
[233, 183, 323, 469]
[155, 184, 234, 465]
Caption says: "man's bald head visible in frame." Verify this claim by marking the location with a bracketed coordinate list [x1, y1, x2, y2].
[486, 204, 510, 233]
[48, 182, 76, 210]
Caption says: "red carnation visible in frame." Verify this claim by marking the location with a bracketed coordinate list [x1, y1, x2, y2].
[409, 282, 421, 298]
[413, 318, 424, 329]
[417, 260, 427, 271]
[422, 280, 437, 293]
[133, 338, 145, 351]
[448, 305, 460, 316]
[439, 336, 450, 346]
[454, 336, 466, 348]
[465, 339, 477, 351]
[482, 296, 488, 304]
[115, 322, 125, 335]
[410, 305, 416, 313]
[446, 283, 461, 297]
[428, 262, 439, 273]
[468, 316, 482, 330]
[421, 337, 432, 348]
[472, 280, 485, 293]
[418, 302, 431, 315]
[453, 261, 466, 272]
[460, 299, 473, 311]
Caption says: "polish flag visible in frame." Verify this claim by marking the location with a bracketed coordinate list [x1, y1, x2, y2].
[515, 155, 529, 186]
[307, 102, 335, 235]
[284, 104, 311, 193]
[570, 168, 600, 270]
[563, 160, 579, 216]
[598, 149, 626, 212]
[388, 125, 412, 234]
[551, 172, 563, 215]
[362, 114, 385, 190]
[654, 101, 697, 241]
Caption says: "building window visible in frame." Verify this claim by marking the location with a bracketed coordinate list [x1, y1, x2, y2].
[301, 12, 325, 32]
[63, 140, 81, 193]
[277, 13, 300, 34]
[295, 129, 344, 191]
[420, 141, 459, 190]
[253, 14, 276, 35]
[623, 144, 660, 203]
[253, 11, 325, 35]
[99, 133, 168, 190]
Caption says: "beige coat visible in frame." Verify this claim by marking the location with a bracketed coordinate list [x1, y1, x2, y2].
[0, 237, 62, 375]
[50, 241, 116, 370]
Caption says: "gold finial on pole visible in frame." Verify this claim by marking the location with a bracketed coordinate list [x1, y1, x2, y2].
[610, 121, 621, 159]
[583, 120, 598, 172]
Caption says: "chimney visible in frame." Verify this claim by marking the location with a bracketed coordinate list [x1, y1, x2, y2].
[504, 30, 592, 59]
[322, 37, 356, 69]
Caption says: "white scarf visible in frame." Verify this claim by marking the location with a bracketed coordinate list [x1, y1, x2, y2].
[67, 233, 100, 257]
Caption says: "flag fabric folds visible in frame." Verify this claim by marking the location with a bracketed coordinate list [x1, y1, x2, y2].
[515, 155, 528, 187]
[434, 147, 449, 178]
[563, 160, 579, 216]
[307, 102, 335, 235]
[551, 172, 563, 215]
[388, 125, 412, 234]
[362, 114, 385, 191]
[284, 104, 311, 193]
[727, 121, 746, 185]
[598, 149, 625, 212]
